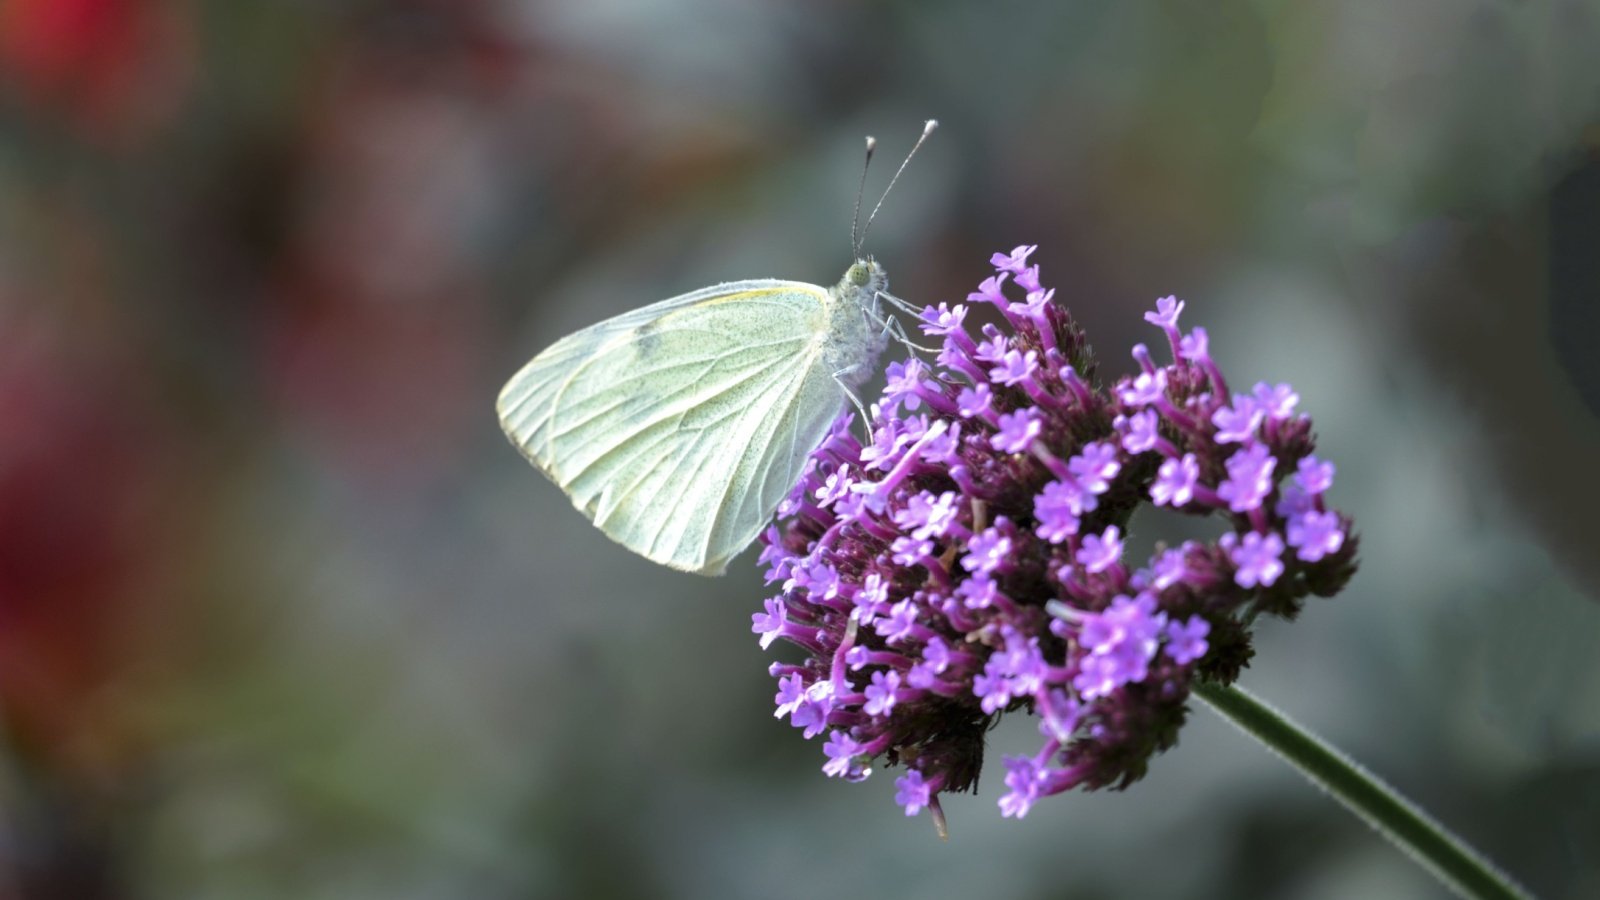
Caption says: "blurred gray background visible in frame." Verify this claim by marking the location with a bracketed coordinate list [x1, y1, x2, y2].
[1, 1, 1597, 898]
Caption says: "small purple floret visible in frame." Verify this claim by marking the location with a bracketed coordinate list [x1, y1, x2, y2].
[962, 524, 1013, 575]
[1179, 326, 1209, 361]
[895, 770, 935, 816]
[920, 302, 969, 336]
[1217, 444, 1277, 513]
[957, 383, 993, 419]
[1296, 456, 1336, 495]
[1252, 382, 1300, 420]
[1164, 616, 1211, 664]
[864, 669, 902, 717]
[1034, 480, 1085, 543]
[1116, 409, 1161, 454]
[990, 348, 1039, 386]
[1212, 394, 1263, 444]
[991, 408, 1042, 453]
[990, 244, 1037, 273]
[1228, 531, 1286, 588]
[1068, 441, 1121, 494]
[1075, 525, 1124, 574]
[1287, 510, 1345, 562]
[823, 731, 866, 779]
[1118, 369, 1168, 407]
[999, 755, 1048, 818]
[1151, 453, 1200, 507]
[1145, 295, 1185, 328]
[752, 596, 786, 650]
[967, 274, 1010, 307]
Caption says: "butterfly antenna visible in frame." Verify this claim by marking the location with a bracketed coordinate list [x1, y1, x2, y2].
[850, 135, 877, 259]
[858, 119, 938, 254]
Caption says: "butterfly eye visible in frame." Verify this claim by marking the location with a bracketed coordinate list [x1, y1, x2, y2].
[848, 262, 872, 286]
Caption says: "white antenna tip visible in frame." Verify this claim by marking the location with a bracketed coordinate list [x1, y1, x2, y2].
[855, 119, 938, 254]
[865, 136, 877, 151]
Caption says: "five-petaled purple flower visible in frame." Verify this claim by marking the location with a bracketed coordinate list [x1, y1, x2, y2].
[753, 247, 1357, 825]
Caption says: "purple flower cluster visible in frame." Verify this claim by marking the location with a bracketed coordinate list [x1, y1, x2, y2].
[752, 246, 1358, 825]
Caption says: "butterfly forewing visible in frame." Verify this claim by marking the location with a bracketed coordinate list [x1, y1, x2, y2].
[497, 280, 847, 575]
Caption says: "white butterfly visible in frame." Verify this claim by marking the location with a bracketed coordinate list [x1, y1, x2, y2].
[497, 121, 936, 575]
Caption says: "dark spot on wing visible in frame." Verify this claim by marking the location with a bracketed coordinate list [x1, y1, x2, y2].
[634, 317, 664, 361]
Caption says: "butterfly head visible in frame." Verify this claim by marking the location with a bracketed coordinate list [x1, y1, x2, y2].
[842, 258, 888, 298]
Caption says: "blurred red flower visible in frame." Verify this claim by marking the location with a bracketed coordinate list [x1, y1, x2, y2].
[0, 0, 191, 142]
[0, 312, 176, 775]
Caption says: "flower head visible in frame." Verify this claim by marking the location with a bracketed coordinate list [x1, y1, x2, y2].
[754, 247, 1358, 823]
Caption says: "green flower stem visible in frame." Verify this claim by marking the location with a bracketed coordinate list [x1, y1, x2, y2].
[1192, 680, 1534, 900]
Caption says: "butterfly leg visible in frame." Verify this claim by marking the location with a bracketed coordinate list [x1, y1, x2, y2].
[876, 289, 937, 322]
[873, 291, 941, 355]
[832, 366, 878, 446]
[884, 311, 941, 357]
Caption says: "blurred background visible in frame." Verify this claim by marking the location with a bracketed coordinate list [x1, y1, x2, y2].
[1, 1, 1598, 898]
